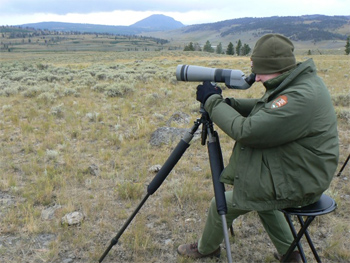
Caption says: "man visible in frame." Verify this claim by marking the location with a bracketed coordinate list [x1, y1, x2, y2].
[177, 34, 339, 262]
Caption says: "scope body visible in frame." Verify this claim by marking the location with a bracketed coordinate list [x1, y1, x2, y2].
[176, 64, 255, 90]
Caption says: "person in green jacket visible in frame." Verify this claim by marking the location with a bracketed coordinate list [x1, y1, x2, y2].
[177, 34, 339, 262]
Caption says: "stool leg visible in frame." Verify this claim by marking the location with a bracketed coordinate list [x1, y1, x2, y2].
[297, 216, 322, 262]
[281, 213, 311, 263]
[230, 225, 235, 236]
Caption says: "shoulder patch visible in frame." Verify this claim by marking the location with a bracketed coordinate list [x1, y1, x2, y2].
[271, 95, 288, 109]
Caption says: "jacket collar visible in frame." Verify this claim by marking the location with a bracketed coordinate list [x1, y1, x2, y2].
[266, 58, 316, 94]
[263, 67, 296, 90]
[259, 59, 316, 102]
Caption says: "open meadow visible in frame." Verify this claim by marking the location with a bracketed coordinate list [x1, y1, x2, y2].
[0, 50, 349, 263]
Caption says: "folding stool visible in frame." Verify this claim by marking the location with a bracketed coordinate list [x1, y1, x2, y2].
[279, 194, 337, 263]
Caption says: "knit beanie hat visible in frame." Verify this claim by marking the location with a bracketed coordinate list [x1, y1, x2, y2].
[250, 34, 296, 74]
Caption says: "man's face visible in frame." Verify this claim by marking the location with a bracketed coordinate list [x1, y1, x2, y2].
[255, 73, 281, 83]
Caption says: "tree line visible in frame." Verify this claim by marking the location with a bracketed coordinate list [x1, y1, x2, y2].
[1, 26, 169, 45]
[345, 36, 350, 55]
[185, 36, 350, 55]
[184, 39, 251, 56]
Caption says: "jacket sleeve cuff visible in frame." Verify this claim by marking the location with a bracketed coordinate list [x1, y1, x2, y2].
[204, 94, 223, 112]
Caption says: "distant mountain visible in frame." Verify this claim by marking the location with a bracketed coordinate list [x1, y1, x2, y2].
[18, 22, 141, 35]
[130, 14, 184, 30]
[19, 15, 184, 35]
[142, 14, 350, 49]
[181, 15, 350, 41]
[161, 15, 350, 42]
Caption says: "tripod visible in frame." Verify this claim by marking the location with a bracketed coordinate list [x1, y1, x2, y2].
[99, 105, 233, 263]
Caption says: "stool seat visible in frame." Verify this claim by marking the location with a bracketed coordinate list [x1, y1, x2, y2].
[281, 194, 337, 215]
[279, 194, 337, 263]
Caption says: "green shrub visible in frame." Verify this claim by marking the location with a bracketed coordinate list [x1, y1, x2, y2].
[116, 181, 144, 200]
[337, 108, 350, 120]
[91, 83, 108, 93]
[333, 93, 350, 107]
[9, 71, 27, 81]
[96, 72, 107, 80]
[36, 63, 49, 70]
[37, 92, 57, 103]
[63, 88, 79, 97]
[105, 83, 135, 97]
[22, 86, 41, 98]
[50, 104, 65, 118]
[2, 86, 19, 97]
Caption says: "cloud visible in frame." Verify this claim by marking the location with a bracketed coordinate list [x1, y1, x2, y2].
[0, 0, 220, 15]
[1, 0, 349, 17]
[0, 0, 348, 26]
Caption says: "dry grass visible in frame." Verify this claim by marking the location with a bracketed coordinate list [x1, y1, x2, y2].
[0, 51, 349, 263]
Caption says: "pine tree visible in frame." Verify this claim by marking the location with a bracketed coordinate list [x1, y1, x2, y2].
[241, 44, 251, 55]
[203, 40, 214, 53]
[216, 42, 223, 54]
[345, 36, 350, 55]
[236, 40, 242, 56]
[226, 42, 234, 55]
[183, 42, 195, 51]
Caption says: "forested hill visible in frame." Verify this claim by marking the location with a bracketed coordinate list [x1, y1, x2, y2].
[14, 14, 184, 35]
[182, 15, 350, 41]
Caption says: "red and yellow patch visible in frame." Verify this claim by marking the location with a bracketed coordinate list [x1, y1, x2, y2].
[271, 95, 288, 109]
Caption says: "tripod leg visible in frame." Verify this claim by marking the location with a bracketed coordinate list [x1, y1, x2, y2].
[147, 122, 199, 194]
[221, 214, 233, 263]
[207, 131, 233, 263]
[99, 194, 150, 263]
[147, 139, 190, 194]
[207, 132, 226, 213]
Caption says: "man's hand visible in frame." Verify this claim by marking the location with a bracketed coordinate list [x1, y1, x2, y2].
[196, 81, 222, 104]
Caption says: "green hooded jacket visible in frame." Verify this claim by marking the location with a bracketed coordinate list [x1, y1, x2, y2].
[204, 59, 339, 211]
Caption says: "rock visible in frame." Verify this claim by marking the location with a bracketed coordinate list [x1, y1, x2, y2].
[41, 205, 62, 220]
[166, 111, 191, 126]
[0, 191, 16, 207]
[185, 218, 196, 223]
[62, 258, 74, 263]
[192, 166, 202, 172]
[148, 164, 162, 173]
[33, 234, 57, 247]
[149, 127, 190, 146]
[87, 164, 100, 176]
[164, 239, 172, 245]
[0, 233, 56, 251]
[153, 113, 165, 121]
[61, 211, 85, 226]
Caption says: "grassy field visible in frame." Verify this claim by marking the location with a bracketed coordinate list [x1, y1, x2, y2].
[0, 31, 177, 53]
[0, 50, 349, 263]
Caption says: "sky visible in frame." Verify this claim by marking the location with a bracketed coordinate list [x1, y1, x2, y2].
[0, 0, 349, 26]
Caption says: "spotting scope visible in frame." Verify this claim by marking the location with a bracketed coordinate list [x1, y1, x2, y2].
[176, 64, 256, 90]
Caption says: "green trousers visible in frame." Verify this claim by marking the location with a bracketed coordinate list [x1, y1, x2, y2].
[198, 191, 294, 255]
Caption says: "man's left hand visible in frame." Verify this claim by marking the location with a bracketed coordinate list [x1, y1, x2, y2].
[196, 81, 222, 104]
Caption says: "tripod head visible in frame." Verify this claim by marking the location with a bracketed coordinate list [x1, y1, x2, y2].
[198, 104, 213, 146]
